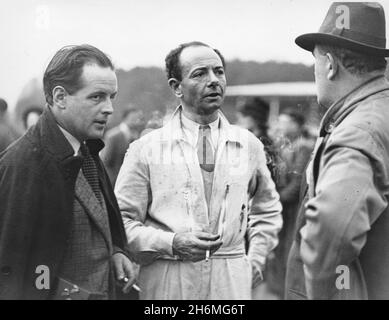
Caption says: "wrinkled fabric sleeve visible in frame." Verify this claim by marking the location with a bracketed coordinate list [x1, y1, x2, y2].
[300, 127, 387, 299]
[115, 140, 175, 265]
[247, 140, 283, 270]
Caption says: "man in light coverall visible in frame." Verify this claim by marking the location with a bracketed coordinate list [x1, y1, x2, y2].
[115, 41, 282, 299]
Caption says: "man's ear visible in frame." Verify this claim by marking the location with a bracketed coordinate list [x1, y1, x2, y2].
[52, 86, 68, 109]
[168, 78, 183, 98]
[326, 52, 338, 80]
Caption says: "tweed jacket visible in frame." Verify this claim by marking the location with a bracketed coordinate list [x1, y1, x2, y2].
[58, 171, 114, 299]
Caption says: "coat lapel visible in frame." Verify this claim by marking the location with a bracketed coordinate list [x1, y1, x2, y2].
[74, 171, 112, 250]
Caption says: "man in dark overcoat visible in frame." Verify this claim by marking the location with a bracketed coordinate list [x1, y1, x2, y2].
[0, 44, 137, 300]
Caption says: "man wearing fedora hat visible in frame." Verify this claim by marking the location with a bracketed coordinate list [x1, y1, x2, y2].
[285, 2, 389, 300]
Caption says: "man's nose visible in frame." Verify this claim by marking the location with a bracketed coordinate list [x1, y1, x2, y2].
[208, 70, 219, 86]
[102, 98, 114, 115]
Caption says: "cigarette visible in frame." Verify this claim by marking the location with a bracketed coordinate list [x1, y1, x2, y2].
[132, 284, 141, 292]
[122, 277, 141, 292]
[206, 249, 210, 262]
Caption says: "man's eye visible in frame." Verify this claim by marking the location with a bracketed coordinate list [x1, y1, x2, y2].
[91, 95, 102, 101]
[193, 72, 204, 78]
[216, 69, 225, 75]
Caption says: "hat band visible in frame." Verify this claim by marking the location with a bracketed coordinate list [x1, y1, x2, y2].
[330, 27, 386, 48]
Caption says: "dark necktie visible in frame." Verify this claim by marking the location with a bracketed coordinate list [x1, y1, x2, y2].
[197, 125, 215, 172]
[80, 143, 103, 204]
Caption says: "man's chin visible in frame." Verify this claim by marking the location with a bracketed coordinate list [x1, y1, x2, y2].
[317, 96, 333, 109]
[200, 104, 221, 115]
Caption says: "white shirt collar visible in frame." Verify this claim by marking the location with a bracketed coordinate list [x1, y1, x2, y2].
[58, 125, 81, 156]
[181, 112, 220, 149]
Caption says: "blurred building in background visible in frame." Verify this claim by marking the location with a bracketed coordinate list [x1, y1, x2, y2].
[224, 81, 320, 135]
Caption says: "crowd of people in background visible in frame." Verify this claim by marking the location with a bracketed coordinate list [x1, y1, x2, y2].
[236, 97, 315, 299]
[0, 98, 42, 153]
[0, 98, 21, 153]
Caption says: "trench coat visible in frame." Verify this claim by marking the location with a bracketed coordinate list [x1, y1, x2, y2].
[115, 106, 282, 299]
[286, 76, 389, 300]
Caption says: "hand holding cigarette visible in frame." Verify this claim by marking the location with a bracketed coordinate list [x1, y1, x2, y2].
[122, 277, 141, 292]
[172, 231, 223, 262]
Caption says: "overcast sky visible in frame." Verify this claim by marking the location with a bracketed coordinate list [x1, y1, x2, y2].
[1, 0, 389, 108]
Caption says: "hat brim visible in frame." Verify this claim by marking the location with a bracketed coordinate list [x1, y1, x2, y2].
[296, 33, 389, 57]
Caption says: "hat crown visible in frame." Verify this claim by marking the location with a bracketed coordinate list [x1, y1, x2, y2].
[295, 2, 389, 56]
[319, 2, 386, 47]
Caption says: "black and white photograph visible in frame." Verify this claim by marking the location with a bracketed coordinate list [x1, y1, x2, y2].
[1, 0, 389, 306]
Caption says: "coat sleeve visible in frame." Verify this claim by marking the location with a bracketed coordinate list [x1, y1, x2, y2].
[247, 139, 283, 271]
[114, 139, 175, 265]
[300, 126, 387, 299]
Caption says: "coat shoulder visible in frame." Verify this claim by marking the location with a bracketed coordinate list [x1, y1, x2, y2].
[0, 132, 47, 179]
[333, 95, 389, 156]
[1, 134, 36, 163]
[346, 95, 389, 132]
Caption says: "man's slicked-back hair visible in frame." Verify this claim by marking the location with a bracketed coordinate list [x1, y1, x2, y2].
[43, 44, 114, 106]
[165, 41, 226, 81]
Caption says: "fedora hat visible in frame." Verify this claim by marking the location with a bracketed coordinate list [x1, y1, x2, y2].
[295, 2, 389, 56]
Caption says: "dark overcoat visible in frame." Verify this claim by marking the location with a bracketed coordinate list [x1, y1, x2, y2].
[0, 108, 128, 299]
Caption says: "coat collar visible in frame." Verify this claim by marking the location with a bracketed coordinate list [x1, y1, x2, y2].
[162, 105, 242, 146]
[319, 75, 389, 136]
